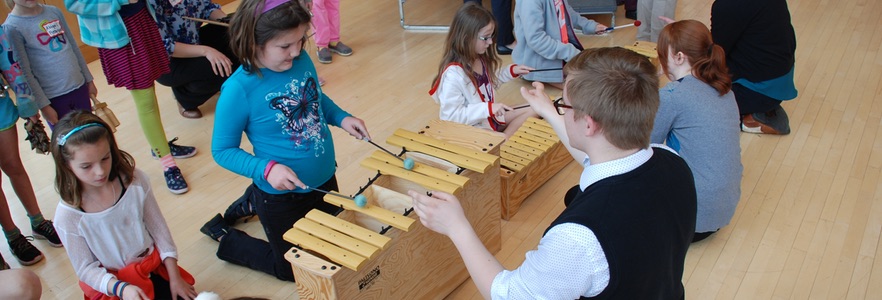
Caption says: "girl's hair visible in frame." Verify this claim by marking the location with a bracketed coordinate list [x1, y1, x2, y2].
[51, 111, 135, 207]
[228, 0, 311, 77]
[657, 19, 732, 95]
[432, 2, 500, 88]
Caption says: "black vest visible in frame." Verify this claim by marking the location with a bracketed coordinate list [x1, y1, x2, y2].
[549, 148, 697, 299]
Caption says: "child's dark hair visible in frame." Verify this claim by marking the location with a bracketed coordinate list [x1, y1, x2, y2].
[657, 19, 732, 95]
[51, 111, 135, 207]
[228, 0, 311, 77]
[432, 2, 500, 88]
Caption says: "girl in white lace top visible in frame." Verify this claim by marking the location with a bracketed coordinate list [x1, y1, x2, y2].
[50, 111, 198, 300]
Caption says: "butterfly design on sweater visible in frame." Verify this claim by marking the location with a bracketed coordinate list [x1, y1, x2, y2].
[268, 76, 324, 152]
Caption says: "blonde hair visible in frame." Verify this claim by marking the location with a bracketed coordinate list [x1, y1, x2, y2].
[51, 111, 135, 207]
[563, 47, 659, 150]
[228, 0, 311, 77]
[431, 2, 500, 88]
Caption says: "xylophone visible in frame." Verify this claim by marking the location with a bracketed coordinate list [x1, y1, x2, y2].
[421, 118, 571, 220]
[622, 40, 659, 69]
[283, 122, 502, 299]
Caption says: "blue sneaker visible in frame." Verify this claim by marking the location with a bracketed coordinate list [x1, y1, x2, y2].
[164, 166, 189, 194]
[152, 137, 197, 159]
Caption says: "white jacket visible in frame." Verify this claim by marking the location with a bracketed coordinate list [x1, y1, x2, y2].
[429, 63, 518, 130]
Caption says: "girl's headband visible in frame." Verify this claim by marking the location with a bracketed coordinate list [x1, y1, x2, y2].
[261, 0, 289, 14]
[58, 123, 103, 146]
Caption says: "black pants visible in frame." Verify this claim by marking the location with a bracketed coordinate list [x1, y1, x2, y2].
[156, 24, 240, 110]
[732, 83, 783, 115]
[463, 0, 514, 46]
[215, 178, 340, 282]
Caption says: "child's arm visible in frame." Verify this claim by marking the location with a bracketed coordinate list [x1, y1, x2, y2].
[0, 27, 39, 119]
[54, 209, 120, 297]
[516, 0, 581, 62]
[163, 257, 197, 300]
[211, 82, 270, 181]
[564, 1, 606, 34]
[434, 66, 498, 126]
[3, 26, 52, 111]
[140, 172, 178, 261]
[56, 7, 96, 93]
[65, 0, 128, 17]
[650, 90, 677, 145]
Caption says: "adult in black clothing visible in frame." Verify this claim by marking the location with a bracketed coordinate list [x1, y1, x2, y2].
[711, 0, 797, 135]
[463, 0, 515, 55]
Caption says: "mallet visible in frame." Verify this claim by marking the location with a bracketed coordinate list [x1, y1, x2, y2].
[363, 138, 416, 170]
[308, 187, 368, 208]
[604, 20, 642, 32]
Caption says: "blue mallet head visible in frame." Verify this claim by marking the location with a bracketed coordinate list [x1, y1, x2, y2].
[403, 158, 415, 170]
[354, 194, 368, 208]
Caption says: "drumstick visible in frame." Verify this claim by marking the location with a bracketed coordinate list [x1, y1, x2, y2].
[529, 68, 563, 72]
[507, 104, 531, 111]
[308, 187, 368, 208]
[604, 20, 642, 32]
[182, 16, 230, 27]
[363, 138, 416, 170]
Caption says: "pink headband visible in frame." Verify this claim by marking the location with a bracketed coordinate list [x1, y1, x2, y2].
[261, 0, 289, 14]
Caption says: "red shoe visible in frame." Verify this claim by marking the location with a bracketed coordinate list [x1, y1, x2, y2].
[741, 114, 782, 134]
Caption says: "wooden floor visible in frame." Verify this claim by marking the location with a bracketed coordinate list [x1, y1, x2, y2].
[2, 0, 881, 298]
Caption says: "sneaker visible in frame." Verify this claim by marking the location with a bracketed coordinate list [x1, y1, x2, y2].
[317, 47, 332, 64]
[223, 187, 256, 225]
[0, 253, 9, 270]
[200, 214, 229, 242]
[8, 234, 44, 266]
[32, 220, 63, 248]
[164, 166, 189, 194]
[328, 42, 353, 56]
[151, 137, 197, 159]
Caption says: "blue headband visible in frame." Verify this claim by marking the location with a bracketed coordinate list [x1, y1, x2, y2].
[58, 123, 102, 146]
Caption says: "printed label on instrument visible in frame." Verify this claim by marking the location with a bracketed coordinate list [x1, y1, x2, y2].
[358, 266, 381, 290]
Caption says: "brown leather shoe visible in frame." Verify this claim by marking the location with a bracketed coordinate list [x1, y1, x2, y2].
[740, 114, 780, 134]
[178, 103, 203, 119]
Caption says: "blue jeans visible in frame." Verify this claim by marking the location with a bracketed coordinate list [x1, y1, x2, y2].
[215, 177, 340, 281]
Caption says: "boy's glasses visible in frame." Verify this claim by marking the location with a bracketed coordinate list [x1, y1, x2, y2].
[478, 35, 494, 42]
[553, 98, 573, 115]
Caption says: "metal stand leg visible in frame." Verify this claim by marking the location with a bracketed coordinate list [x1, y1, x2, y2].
[398, 0, 450, 31]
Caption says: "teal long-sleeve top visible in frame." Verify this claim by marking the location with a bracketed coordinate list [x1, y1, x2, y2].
[212, 50, 351, 194]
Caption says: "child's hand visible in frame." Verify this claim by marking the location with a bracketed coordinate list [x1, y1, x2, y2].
[519, 82, 556, 119]
[203, 47, 233, 77]
[121, 284, 150, 300]
[267, 164, 306, 191]
[659, 16, 676, 24]
[491, 103, 512, 117]
[409, 190, 469, 237]
[88, 81, 98, 99]
[341, 116, 370, 140]
[169, 274, 197, 300]
[40, 106, 59, 126]
[512, 65, 534, 75]
[594, 24, 609, 34]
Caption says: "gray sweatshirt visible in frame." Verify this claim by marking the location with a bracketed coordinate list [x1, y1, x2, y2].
[651, 75, 743, 232]
[4, 5, 93, 108]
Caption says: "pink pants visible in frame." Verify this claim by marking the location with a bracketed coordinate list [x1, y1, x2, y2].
[312, 0, 341, 47]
